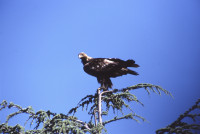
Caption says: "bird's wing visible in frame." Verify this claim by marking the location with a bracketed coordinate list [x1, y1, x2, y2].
[84, 58, 120, 73]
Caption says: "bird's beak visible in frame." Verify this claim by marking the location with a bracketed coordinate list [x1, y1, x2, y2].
[78, 54, 83, 59]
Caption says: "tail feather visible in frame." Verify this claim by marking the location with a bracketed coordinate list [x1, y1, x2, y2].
[126, 60, 139, 67]
[127, 69, 139, 75]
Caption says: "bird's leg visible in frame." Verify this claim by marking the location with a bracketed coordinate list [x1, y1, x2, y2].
[102, 87, 107, 91]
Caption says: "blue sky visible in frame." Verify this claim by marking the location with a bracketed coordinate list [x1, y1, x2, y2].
[0, 0, 200, 133]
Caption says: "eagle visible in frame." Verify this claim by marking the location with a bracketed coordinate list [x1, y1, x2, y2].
[78, 52, 139, 90]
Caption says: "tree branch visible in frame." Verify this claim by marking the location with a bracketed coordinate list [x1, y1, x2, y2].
[97, 88, 102, 125]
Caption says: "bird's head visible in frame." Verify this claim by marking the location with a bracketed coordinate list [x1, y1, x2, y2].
[78, 52, 92, 62]
[78, 52, 87, 59]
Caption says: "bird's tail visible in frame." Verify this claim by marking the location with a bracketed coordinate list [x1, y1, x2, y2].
[127, 69, 139, 75]
[97, 77, 113, 90]
[126, 59, 139, 68]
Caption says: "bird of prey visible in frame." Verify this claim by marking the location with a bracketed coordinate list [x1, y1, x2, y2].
[78, 52, 139, 90]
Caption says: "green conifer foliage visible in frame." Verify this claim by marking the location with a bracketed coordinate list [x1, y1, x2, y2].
[156, 99, 200, 134]
[0, 83, 178, 134]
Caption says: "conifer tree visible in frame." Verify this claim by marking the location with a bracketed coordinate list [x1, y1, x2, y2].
[0, 83, 175, 134]
[156, 99, 200, 134]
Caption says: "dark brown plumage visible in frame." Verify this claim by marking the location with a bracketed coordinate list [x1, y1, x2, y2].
[78, 52, 139, 89]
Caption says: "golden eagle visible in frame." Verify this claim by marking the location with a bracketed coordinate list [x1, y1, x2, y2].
[78, 52, 139, 89]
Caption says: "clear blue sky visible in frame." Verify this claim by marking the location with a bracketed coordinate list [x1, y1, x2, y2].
[0, 0, 200, 133]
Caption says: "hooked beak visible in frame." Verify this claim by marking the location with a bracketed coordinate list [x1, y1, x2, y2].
[78, 54, 83, 59]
